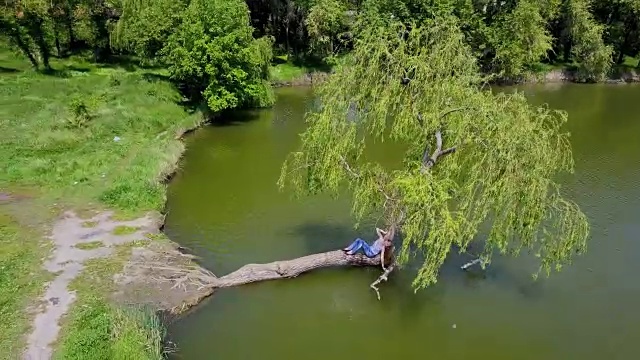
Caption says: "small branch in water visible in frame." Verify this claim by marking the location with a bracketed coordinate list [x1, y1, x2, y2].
[370, 263, 396, 300]
[460, 258, 482, 271]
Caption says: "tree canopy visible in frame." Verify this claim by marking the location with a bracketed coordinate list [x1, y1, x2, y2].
[2, 0, 640, 110]
[279, 16, 590, 290]
[162, 0, 274, 112]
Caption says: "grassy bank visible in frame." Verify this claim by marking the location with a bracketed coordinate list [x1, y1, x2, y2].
[54, 248, 165, 360]
[0, 43, 203, 359]
[269, 55, 640, 85]
[0, 211, 50, 358]
[269, 55, 333, 84]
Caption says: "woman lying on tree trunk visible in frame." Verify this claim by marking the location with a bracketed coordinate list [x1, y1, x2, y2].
[343, 227, 393, 270]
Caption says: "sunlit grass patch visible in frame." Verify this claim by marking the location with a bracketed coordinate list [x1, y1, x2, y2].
[0, 212, 48, 360]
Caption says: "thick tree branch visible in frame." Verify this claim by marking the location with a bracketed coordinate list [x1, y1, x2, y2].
[417, 107, 469, 172]
[440, 146, 457, 156]
[421, 130, 458, 172]
[435, 129, 443, 152]
[209, 250, 385, 288]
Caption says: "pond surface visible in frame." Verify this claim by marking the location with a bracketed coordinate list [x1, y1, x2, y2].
[164, 84, 640, 359]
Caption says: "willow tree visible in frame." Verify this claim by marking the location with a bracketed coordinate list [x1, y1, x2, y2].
[278, 16, 589, 290]
[186, 16, 589, 297]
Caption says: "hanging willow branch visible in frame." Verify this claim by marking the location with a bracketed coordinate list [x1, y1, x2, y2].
[278, 16, 589, 291]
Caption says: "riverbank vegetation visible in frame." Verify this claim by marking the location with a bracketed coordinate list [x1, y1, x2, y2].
[0, 41, 200, 358]
[3, 1, 640, 89]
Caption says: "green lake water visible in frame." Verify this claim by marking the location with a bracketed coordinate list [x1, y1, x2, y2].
[164, 84, 640, 359]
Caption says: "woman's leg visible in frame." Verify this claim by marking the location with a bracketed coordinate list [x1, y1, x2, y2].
[362, 243, 377, 257]
[343, 238, 357, 251]
[345, 238, 366, 255]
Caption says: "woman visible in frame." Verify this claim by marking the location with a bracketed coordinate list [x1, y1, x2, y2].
[343, 227, 393, 270]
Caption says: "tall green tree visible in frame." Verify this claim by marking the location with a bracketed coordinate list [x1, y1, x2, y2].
[279, 16, 589, 289]
[489, 0, 553, 78]
[162, 0, 274, 112]
[306, 0, 349, 61]
[592, 0, 640, 65]
[568, 0, 612, 81]
[1, 0, 55, 70]
[111, 0, 187, 60]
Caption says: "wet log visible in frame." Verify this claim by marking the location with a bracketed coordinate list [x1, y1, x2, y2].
[211, 250, 384, 288]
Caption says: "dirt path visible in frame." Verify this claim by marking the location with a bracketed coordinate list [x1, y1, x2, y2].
[23, 211, 161, 360]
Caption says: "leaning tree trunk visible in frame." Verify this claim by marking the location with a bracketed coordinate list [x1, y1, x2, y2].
[212, 250, 386, 288]
[153, 248, 397, 302]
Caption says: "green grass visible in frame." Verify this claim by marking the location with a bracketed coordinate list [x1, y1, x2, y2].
[54, 241, 165, 359]
[82, 221, 99, 228]
[55, 297, 165, 360]
[112, 225, 139, 236]
[269, 55, 334, 83]
[270, 62, 310, 82]
[529, 61, 576, 74]
[1, 43, 204, 359]
[621, 55, 639, 68]
[111, 306, 166, 360]
[0, 47, 203, 214]
[55, 251, 165, 360]
[0, 211, 48, 359]
[609, 56, 640, 77]
[75, 241, 104, 250]
[529, 57, 640, 80]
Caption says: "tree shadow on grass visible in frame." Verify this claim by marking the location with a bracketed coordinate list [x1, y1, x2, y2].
[39, 65, 92, 78]
[142, 72, 171, 83]
[0, 66, 20, 73]
[96, 55, 165, 73]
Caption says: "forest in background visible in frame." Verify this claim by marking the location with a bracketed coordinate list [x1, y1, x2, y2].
[1, 0, 640, 111]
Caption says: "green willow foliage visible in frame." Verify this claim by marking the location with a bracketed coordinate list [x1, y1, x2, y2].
[279, 18, 589, 290]
[162, 0, 274, 112]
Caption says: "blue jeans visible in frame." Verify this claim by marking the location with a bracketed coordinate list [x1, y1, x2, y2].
[344, 238, 380, 258]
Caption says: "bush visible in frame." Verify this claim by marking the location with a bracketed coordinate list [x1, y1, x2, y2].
[67, 96, 92, 128]
[162, 0, 274, 112]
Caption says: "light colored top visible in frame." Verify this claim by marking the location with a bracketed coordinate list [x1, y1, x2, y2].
[370, 238, 385, 255]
